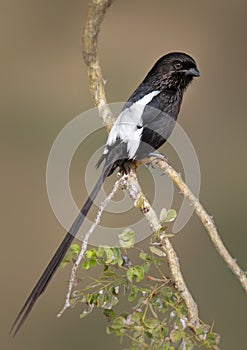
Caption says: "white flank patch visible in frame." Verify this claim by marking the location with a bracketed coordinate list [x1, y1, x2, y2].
[106, 90, 160, 159]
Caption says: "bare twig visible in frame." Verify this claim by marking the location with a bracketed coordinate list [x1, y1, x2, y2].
[147, 156, 247, 294]
[57, 175, 127, 317]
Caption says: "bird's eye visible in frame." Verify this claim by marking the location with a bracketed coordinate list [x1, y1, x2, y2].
[173, 61, 183, 70]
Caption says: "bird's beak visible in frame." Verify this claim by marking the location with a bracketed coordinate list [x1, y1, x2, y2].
[186, 67, 200, 77]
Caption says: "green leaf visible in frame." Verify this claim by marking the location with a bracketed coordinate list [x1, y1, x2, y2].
[133, 265, 145, 282]
[85, 249, 96, 258]
[117, 256, 124, 267]
[127, 268, 134, 283]
[104, 247, 114, 264]
[69, 244, 80, 255]
[119, 228, 135, 248]
[111, 316, 126, 330]
[128, 285, 139, 302]
[164, 209, 177, 222]
[96, 246, 105, 258]
[103, 308, 114, 320]
[149, 246, 166, 257]
[204, 332, 217, 348]
[81, 260, 90, 270]
[97, 257, 105, 265]
[126, 265, 145, 283]
[89, 258, 97, 267]
[112, 247, 120, 261]
[143, 262, 150, 273]
[139, 252, 151, 261]
[108, 247, 123, 265]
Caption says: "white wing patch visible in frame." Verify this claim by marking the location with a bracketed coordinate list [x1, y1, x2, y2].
[105, 90, 160, 159]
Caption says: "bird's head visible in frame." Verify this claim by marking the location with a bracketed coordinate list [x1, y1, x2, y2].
[147, 52, 200, 91]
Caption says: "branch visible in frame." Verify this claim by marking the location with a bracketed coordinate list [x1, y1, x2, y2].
[81, 0, 245, 343]
[146, 156, 247, 294]
[82, 0, 201, 331]
[58, 175, 127, 317]
[125, 164, 200, 330]
[82, 0, 116, 131]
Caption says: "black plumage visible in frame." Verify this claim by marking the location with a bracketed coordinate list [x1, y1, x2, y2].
[100, 52, 199, 172]
[10, 52, 199, 336]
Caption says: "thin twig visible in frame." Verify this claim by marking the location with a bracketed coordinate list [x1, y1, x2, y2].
[147, 156, 247, 294]
[57, 175, 127, 317]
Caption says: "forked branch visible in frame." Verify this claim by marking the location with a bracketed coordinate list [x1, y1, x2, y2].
[70, 0, 247, 341]
[82, 0, 201, 330]
[82, 0, 247, 295]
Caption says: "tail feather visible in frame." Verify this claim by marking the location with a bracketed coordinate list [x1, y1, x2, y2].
[10, 166, 109, 336]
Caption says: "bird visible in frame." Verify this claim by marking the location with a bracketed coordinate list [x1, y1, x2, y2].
[10, 52, 200, 336]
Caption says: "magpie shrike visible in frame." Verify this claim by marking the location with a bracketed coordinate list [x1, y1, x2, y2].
[10, 52, 200, 336]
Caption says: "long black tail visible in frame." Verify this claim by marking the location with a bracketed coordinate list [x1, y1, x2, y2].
[10, 166, 110, 337]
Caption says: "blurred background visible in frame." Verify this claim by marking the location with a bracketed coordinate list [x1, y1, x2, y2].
[1, 0, 247, 349]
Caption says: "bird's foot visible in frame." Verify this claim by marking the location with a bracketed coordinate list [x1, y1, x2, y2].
[148, 152, 168, 161]
[118, 161, 133, 176]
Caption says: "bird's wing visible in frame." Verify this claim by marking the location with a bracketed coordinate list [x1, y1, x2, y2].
[134, 106, 176, 159]
[97, 90, 161, 165]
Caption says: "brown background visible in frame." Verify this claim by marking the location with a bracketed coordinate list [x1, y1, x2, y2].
[1, 0, 247, 349]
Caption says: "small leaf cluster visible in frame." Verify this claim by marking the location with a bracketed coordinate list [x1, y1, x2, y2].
[61, 210, 218, 349]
